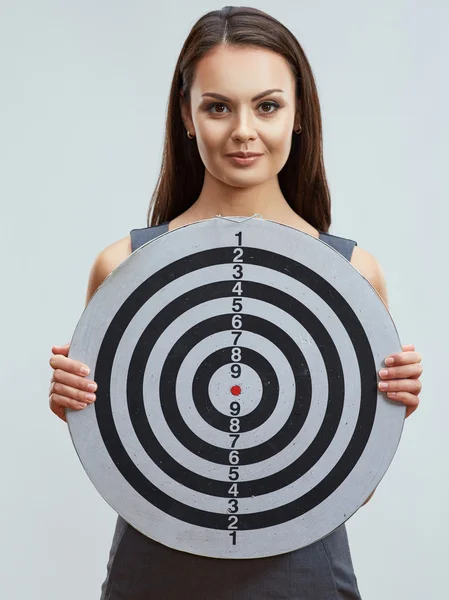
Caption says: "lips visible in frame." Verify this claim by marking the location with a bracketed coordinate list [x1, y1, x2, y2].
[227, 154, 263, 166]
[226, 152, 263, 158]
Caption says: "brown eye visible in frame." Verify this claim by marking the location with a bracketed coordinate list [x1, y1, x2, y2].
[259, 101, 281, 114]
[206, 102, 229, 114]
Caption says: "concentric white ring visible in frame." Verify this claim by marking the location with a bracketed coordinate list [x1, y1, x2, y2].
[66, 216, 405, 558]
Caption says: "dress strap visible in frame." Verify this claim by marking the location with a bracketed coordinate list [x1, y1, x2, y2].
[130, 222, 169, 252]
[318, 231, 357, 262]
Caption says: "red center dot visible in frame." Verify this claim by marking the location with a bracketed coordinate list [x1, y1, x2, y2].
[230, 385, 241, 396]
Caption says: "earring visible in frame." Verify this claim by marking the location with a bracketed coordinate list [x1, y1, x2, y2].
[293, 125, 302, 134]
[187, 130, 195, 139]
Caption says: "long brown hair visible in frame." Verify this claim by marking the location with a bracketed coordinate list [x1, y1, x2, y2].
[148, 6, 331, 233]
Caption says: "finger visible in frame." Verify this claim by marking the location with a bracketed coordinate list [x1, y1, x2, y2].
[51, 368, 97, 394]
[379, 363, 423, 380]
[385, 391, 419, 418]
[49, 354, 90, 377]
[51, 343, 71, 357]
[50, 381, 96, 404]
[49, 392, 89, 412]
[407, 370, 423, 380]
[49, 402, 68, 423]
[401, 344, 415, 351]
[379, 378, 422, 394]
[384, 351, 422, 367]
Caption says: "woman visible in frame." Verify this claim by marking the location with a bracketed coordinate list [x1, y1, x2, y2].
[48, 6, 423, 599]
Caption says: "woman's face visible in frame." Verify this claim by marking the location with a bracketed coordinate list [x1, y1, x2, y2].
[181, 44, 299, 188]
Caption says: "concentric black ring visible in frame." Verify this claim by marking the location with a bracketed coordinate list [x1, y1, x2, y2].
[156, 312, 313, 465]
[193, 346, 280, 431]
[94, 246, 376, 530]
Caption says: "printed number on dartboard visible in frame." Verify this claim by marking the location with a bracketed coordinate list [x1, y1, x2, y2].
[228, 231, 243, 546]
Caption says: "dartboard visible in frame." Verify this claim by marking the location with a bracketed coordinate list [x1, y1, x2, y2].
[66, 215, 405, 559]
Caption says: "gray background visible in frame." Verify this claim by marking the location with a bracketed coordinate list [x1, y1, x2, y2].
[1, 1, 446, 598]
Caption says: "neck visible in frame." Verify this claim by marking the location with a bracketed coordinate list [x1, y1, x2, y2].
[187, 172, 295, 222]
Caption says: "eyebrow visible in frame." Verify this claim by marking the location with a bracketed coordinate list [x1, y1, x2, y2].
[201, 88, 285, 102]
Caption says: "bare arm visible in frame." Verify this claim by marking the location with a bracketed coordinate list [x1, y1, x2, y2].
[84, 235, 133, 306]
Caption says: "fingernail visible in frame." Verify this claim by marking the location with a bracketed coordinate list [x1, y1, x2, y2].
[379, 382, 388, 389]
[379, 369, 388, 377]
[87, 383, 97, 392]
[387, 392, 397, 398]
[385, 357, 394, 366]
[80, 366, 90, 375]
[79, 402, 87, 408]
[85, 393, 96, 402]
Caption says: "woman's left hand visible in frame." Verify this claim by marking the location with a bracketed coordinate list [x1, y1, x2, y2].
[378, 343, 422, 418]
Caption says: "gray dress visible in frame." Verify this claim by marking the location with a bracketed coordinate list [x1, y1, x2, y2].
[99, 222, 363, 600]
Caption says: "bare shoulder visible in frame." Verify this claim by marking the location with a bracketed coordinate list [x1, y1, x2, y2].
[350, 245, 389, 309]
[85, 234, 132, 306]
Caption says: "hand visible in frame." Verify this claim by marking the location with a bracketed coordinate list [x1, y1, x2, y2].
[49, 343, 98, 422]
[378, 343, 422, 418]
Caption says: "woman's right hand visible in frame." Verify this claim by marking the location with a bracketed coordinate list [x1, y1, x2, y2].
[49, 343, 98, 422]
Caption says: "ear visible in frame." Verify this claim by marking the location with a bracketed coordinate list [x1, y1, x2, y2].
[180, 91, 194, 135]
[294, 110, 301, 131]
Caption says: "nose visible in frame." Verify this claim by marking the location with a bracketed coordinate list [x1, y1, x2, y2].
[230, 110, 257, 143]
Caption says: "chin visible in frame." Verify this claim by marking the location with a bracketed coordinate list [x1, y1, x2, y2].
[219, 162, 268, 178]
[223, 172, 268, 187]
